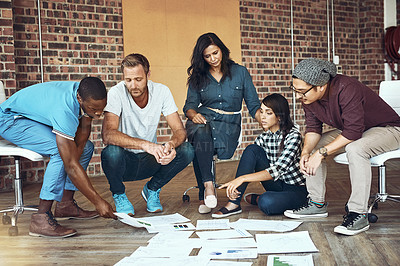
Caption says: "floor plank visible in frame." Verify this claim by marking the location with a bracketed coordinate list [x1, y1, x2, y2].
[0, 159, 400, 265]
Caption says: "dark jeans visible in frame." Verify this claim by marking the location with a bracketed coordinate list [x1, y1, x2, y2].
[101, 142, 194, 195]
[190, 123, 216, 200]
[231, 144, 308, 215]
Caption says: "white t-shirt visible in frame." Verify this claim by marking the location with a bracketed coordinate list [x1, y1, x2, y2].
[105, 80, 178, 153]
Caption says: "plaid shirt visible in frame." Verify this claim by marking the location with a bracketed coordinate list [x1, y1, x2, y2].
[255, 127, 305, 186]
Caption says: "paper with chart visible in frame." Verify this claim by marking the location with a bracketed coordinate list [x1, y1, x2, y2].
[115, 213, 152, 228]
[229, 219, 302, 232]
[129, 246, 193, 258]
[115, 256, 210, 266]
[146, 222, 196, 233]
[256, 231, 318, 254]
[196, 228, 252, 239]
[267, 254, 314, 266]
[196, 219, 231, 230]
[198, 247, 258, 259]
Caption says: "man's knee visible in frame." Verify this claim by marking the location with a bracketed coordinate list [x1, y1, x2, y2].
[345, 141, 368, 159]
[101, 145, 124, 165]
[176, 142, 195, 163]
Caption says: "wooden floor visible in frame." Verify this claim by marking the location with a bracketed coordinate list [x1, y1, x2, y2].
[0, 158, 400, 266]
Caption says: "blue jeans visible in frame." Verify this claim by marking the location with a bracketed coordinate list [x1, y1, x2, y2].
[101, 142, 194, 194]
[231, 144, 307, 215]
[0, 112, 93, 201]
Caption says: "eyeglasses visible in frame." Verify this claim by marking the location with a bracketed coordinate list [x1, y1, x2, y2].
[289, 83, 315, 97]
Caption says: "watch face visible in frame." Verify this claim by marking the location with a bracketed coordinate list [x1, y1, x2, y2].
[319, 147, 328, 156]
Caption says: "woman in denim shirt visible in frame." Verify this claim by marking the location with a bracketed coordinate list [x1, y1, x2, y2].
[183, 32, 261, 214]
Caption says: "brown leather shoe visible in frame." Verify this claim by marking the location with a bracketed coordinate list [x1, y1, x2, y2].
[29, 211, 77, 238]
[54, 199, 99, 220]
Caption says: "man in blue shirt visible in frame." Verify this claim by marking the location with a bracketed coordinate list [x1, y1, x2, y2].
[0, 77, 116, 238]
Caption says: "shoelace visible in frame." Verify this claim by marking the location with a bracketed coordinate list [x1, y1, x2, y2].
[294, 200, 312, 211]
[115, 195, 130, 205]
[341, 212, 361, 227]
[46, 211, 60, 228]
[71, 199, 81, 213]
[148, 189, 161, 202]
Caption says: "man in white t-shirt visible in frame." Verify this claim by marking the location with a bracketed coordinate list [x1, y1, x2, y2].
[101, 53, 194, 215]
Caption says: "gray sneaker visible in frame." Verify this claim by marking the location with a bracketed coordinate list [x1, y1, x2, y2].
[284, 199, 328, 218]
[334, 212, 370, 236]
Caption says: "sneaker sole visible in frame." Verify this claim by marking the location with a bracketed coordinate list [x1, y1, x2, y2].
[284, 210, 328, 219]
[29, 231, 77, 238]
[212, 209, 242, 218]
[55, 214, 100, 221]
[147, 208, 162, 213]
[334, 224, 370, 236]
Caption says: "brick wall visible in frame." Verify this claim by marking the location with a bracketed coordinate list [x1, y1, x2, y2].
[0, 0, 16, 190]
[238, 0, 384, 156]
[0, 0, 123, 191]
[0, 0, 388, 191]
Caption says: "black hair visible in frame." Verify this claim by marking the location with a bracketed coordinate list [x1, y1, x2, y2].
[187, 32, 234, 90]
[77, 77, 107, 101]
[121, 53, 150, 75]
[262, 93, 295, 151]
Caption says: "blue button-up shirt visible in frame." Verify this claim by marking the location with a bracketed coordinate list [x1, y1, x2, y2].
[184, 63, 260, 159]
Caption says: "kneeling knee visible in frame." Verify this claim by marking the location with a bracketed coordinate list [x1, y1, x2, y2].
[177, 142, 195, 162]
[257, 194, 275, 215]
[101, 145, 124, 163]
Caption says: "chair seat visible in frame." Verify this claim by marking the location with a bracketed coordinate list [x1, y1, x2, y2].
[0, 140, 43, 161]
[334, 148, 400, 167]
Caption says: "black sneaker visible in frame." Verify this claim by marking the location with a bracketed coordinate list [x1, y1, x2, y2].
[334, 212, 370, 236]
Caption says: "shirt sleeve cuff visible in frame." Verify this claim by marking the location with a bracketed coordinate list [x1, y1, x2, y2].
[266, 165, 280, 181]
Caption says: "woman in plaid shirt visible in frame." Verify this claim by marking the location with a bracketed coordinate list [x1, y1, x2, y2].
[212, 94, 307, 218]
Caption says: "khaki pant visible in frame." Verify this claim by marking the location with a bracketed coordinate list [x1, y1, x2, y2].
[306, 126, 400, 213]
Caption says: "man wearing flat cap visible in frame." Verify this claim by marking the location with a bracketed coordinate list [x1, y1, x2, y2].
[284, 58, 400, 236]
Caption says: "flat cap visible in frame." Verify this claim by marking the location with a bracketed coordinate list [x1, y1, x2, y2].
[293, 58, 337, 86]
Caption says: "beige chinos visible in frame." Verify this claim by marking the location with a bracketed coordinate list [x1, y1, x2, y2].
[306, 126, 400, 213]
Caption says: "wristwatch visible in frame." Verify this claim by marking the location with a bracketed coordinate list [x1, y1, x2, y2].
[319, 147, 328, 158]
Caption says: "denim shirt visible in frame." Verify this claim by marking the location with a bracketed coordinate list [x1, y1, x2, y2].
[184, 63, 260, 159]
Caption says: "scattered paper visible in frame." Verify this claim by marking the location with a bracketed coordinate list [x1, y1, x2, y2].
[147, 238, 203, 249]
[137, 213, 190, 226]
[115, 256, 210, 266]
[196, 228, 252, 240]
[199, 247, 258, 259]
[207, 261, 253, 266]
[146, 222, 195, 233]
[203, 238, 257, 248]
[115, 213, 152, 228]
[267, 254, 314, 266]
[197, 219, 231, 230]
[129, 246, 193, 258]
[148, 231, 194, 242]
[256, 231, 319, 254]
[229, 219, 302, 232]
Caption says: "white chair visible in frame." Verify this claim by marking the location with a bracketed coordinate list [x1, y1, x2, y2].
[334, 80, 400, 223]
[0, 81, 45, 236]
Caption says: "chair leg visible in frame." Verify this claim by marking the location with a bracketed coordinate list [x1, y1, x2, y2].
[0, 156, 38, 235]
